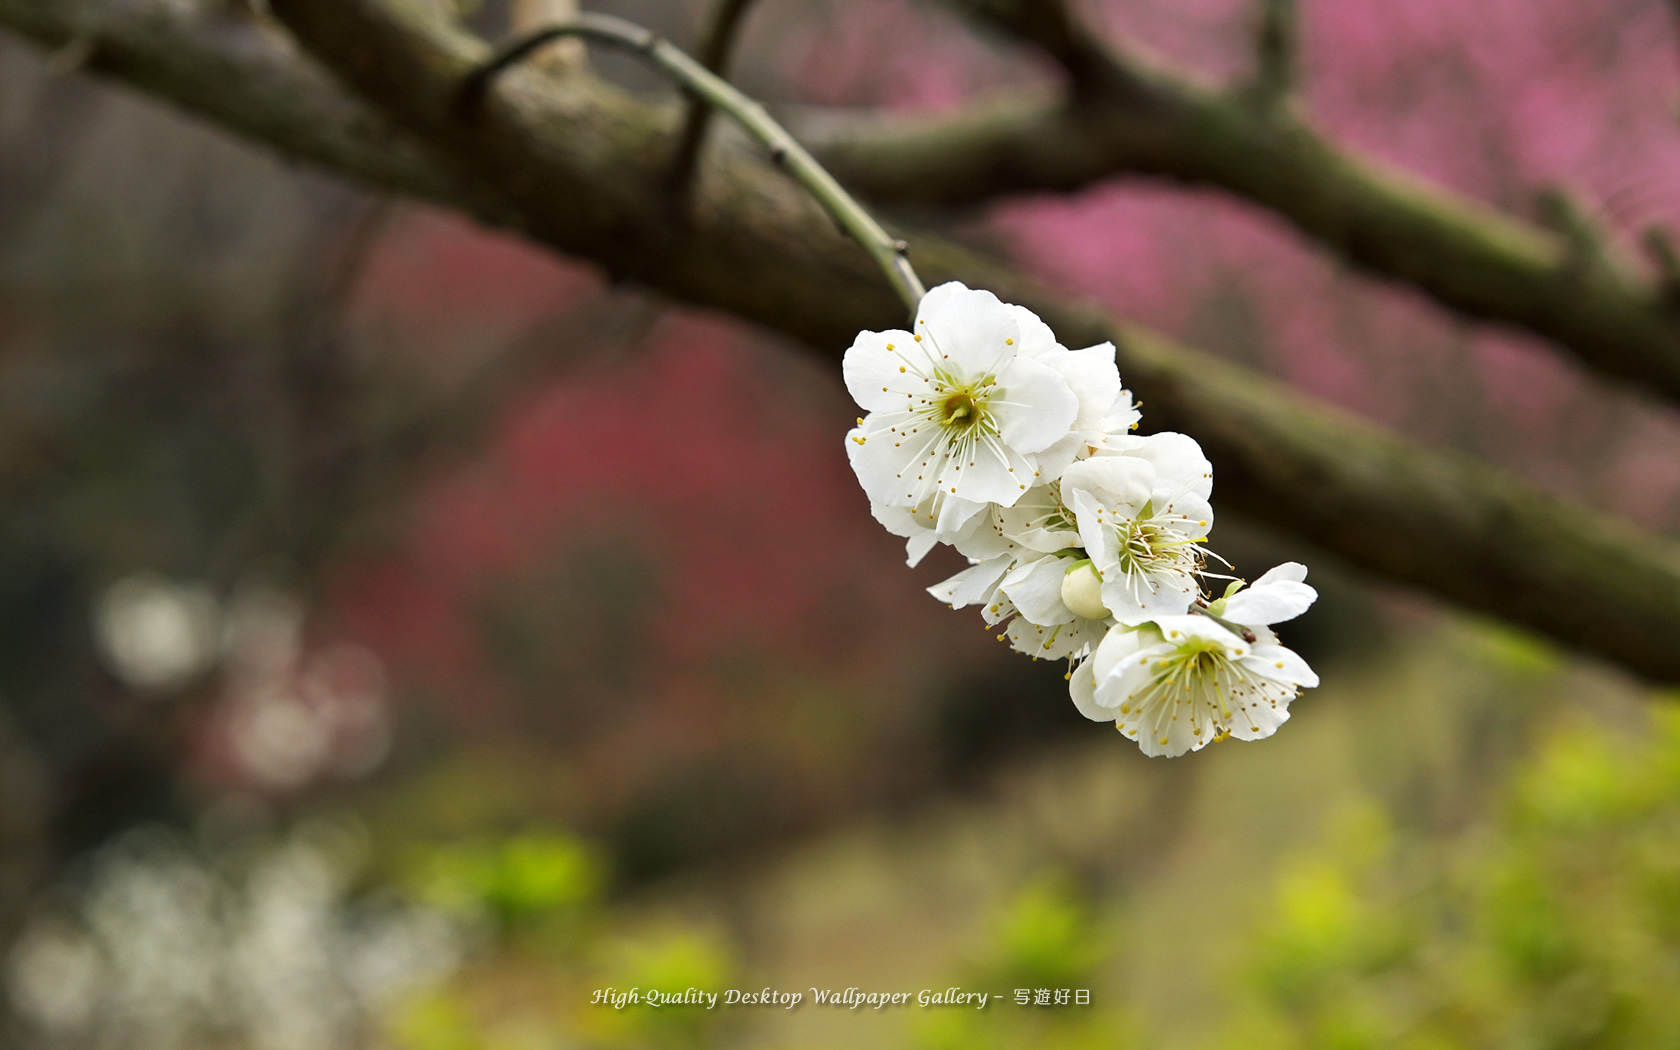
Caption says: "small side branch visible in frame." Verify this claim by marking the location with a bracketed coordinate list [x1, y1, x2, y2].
[460, 12, 925, 314]
[1535, 185, 1620, 283]
[666, 0, 758, 200]
[956, 0, 1113, 98]
[1642, 227, 1680, 308]
[1248, 0, 1297, 107]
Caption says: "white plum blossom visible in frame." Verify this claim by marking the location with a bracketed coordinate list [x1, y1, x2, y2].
[843, 283, 1321, 758]
[994, 555, 1113, 661]
[927, 481, 1110, 661]
[1005, 305, 1140, 474]
[845, 283, 1080, 530]
[1060, 433, 1218, 625]
[1072, 564, 1320, 757]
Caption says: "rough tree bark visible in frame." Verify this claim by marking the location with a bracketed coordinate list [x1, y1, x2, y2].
[804, 0, 1680, 405]
[2, 0, 1679, 682]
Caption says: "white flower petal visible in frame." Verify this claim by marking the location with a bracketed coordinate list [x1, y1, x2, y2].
[1132, 703, 1204, 758]
[1224, 579, 1317, 626]
[1068, 658, 1113, 721]
[1091, 624, 1155, 681]
[1124, 432, 1214, 502]
[1005, 616, 1101, 661]
[1253, 562, 1309, 587]
[1154, 491, 1214, 537]
[1223, 701, 1291, 742]
[869, 493, 989, 567]
[916, 283, 1021, 374]
[1061, 455, 1156, 519]
[1068, 488, 1114, 568]
[927, 554, 1013, 609]
[1008, 304, 1064, 360]
[1027, 433, 1085, 481]
[868, 502, 935, 567]
[946, 433, 1038, 507]
[1101, 569, 1198, 627]
[1151, 614, 1247, 651]
[842, 329, 922, 412]
[995, 486, 1081, 554]
[1000, 556, 1075, 626]
[847, 417, 932, 506]
[950, 508, 1018, 562]
[905, 532, 938, 567]
[990, 356, 1079, 455]
[1242, 643, 1319, 687]
[1098, 391, 1142, 440]
[1053, 343, 1123, 434]
[913, 281, 969, 327]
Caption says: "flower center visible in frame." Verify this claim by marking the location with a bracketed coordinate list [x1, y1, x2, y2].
[938, 388, 984, 431]
[1113, 517, 1202, 581]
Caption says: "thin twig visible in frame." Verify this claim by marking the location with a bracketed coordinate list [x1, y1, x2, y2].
[666, 0, 758, 200]
[1643, 226, 1680, 307]
[1248, 0, 1296, 107]
[1535, 185, 1622, 284]
[460, 13, 925, 314]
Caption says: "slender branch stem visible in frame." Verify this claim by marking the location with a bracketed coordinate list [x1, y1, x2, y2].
[1642, 226, 1680, 306]
[1249, 0, 1296, 105]
[1190, 602, 1258, 644]
[461, 12, 925, 315]
[666, 0, 758, 199]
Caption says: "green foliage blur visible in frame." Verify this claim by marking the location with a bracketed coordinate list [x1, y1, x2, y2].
[390, 830, 737, 1050]
[1228, 708, 1680, 1050]
[414, 832, 604, 939]
[911, 876, 1133, 1050]
[377, 698, 1680, 1050]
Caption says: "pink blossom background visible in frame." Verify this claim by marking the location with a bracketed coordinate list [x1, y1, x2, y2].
[197, 0, 1680, 821]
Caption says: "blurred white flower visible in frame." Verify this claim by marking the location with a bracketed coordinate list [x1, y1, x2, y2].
[227, 644, 389, 791]
[6, 828, 461, 1050]
[6, 922, 104, 1034]
[93, 574, 220, 693]
[213, 578, 391, 791]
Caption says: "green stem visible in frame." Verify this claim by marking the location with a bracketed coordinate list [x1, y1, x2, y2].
[461, 13, 926, 315]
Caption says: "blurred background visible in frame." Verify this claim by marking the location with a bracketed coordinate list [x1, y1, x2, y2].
[2, 0, 1680, 1046]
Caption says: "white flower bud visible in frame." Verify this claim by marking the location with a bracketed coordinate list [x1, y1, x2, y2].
[1059, 562, 1109, 621]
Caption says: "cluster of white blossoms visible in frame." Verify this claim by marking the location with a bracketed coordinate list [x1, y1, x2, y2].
[844, 283, 1320, 757]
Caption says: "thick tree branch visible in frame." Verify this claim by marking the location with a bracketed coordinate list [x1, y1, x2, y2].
[943, 0, 1114, 97]
[4, 0, 1680, 683]
[461, 13, 926, 311]
[806, 16, 1680, 405]
[0, 0, 517, 226]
